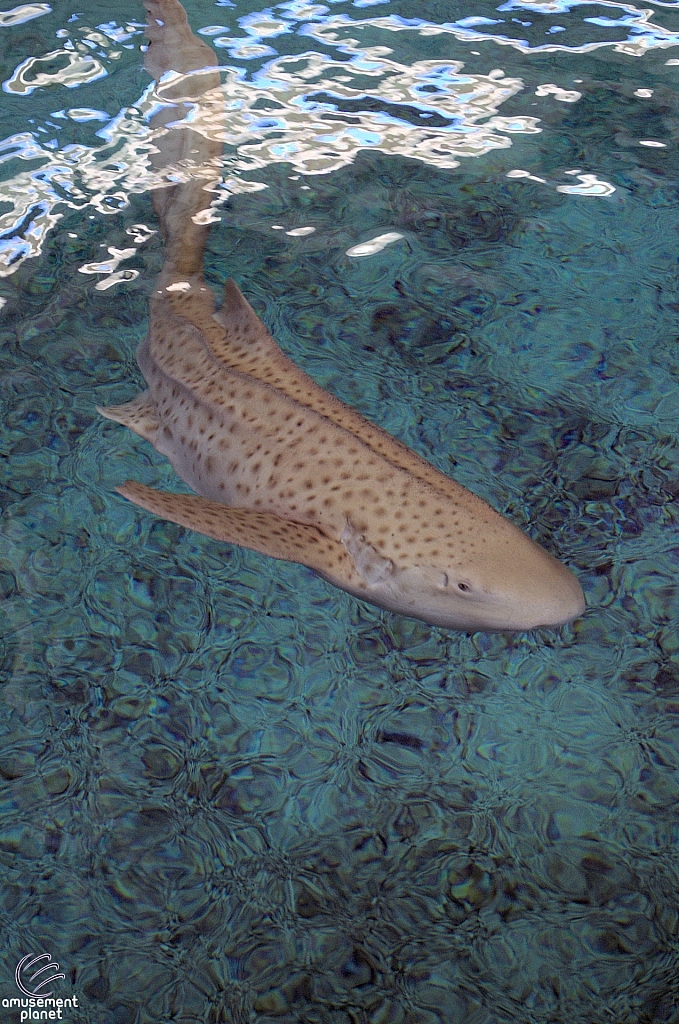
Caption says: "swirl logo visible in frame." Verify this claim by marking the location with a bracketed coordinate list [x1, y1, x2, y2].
[15, 954, 65, 998]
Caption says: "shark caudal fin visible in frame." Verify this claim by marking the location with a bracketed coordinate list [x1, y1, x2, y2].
[143, 0, 223, 276]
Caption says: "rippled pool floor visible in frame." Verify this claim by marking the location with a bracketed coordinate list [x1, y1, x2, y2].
[2, 0, 679, 1021]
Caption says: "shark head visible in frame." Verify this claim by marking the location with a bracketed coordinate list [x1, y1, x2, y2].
[341, 517, 585, 632]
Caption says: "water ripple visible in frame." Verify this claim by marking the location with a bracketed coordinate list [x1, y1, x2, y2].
[302, 4, 679, 56]
[3, 0, 673, 278]
[0, 42, 539, 276]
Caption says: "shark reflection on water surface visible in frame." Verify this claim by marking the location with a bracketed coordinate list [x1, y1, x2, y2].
[98, 0, 585, 633]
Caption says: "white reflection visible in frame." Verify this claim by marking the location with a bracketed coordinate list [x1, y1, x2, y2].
[191, 208, 222, 225]
[0, 43, 539, 276]
[507, 168, 547, 182]
[1, 0, 651, 281]
[305, 7, 679, 57]
[198, 26, 230, 36]
[95, 268, 139, 290]
[535, 82, 581, 101]
[507, 167, 615, 194]
[556, 173, 616, 195]
[2, 16, 146, 97]
[346, 231, 403, 256]
[127, 223, 157, 242]
[0, 3, 51, 28]
[66, 108, 111, 121]
[79, 244, 137, 289]
[3, 49, 107, 95]
[206, 54, 538, 174]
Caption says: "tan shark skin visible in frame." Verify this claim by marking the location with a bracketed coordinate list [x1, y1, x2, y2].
[98, 0, 585, 632]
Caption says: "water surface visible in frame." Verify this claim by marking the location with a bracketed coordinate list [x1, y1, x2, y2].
[1, 0, 679, 1021]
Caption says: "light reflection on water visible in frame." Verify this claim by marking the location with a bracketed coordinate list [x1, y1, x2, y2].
[4, 0, 675, 276]
[0, 53, 537, 275]
[1, 0, 679, 1021]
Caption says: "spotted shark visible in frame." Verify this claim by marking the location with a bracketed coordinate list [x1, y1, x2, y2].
[98, 0, 585, 632]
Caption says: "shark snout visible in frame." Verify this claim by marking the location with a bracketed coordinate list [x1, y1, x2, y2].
[504, 542, 585, 631]
[516, 576, 585, 630]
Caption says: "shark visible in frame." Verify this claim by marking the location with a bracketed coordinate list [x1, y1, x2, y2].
[98, 0, 585, 632]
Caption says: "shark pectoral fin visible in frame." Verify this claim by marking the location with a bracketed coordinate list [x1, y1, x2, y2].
[116, 481, 356, 578]
[341, 519, 393, 587]
[97, 391, 159, 444]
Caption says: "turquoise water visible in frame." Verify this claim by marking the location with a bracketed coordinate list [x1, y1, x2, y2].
[1, 0, 679, 1021]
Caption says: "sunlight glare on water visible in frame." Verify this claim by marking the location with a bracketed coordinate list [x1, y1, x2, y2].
[1, 0, 679, 1021]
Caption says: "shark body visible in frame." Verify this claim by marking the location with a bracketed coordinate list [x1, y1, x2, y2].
[98, 0, 585, 632]
[101, 271, 584, 631]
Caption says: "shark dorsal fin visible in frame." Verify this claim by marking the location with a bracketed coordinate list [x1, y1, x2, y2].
[211, 279, 314, 385]
[202, 280, 486, 515]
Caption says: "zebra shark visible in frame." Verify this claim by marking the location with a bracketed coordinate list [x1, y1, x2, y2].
[98, 0, 585, 632]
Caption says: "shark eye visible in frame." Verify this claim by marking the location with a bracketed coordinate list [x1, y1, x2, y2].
[456, 581, 471, 593]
